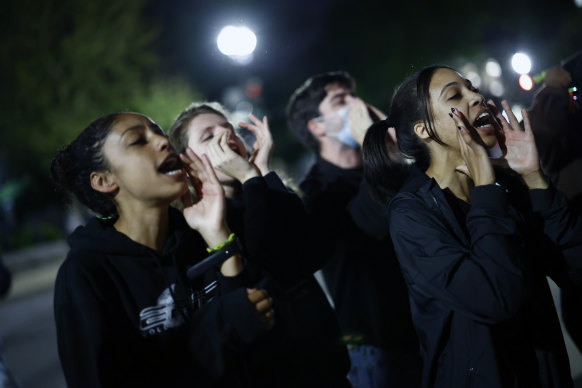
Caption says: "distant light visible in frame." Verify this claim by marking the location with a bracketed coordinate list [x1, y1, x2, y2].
[465, 71, 482, 88]
[511, 104, 524, 122]
[485, 59, 502, 78]
[501, 105, 523, 122]
[489, 80, 505, 97]
[217, 26, 257, 56]
[235, 101, 253, 116]
[245, 82, 262, 98]
[575, 0, 582, 7]
[511, 53, 532, 74]
[518, 74, 534, 91]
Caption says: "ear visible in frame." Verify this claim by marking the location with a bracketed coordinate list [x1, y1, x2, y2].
[413, 121, 431, 140]
[307, 118, 326, 138]
[90, 171, 118, 194]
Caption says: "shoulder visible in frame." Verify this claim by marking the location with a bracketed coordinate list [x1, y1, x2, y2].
[388, 185, 447, 242]
[57, 249, 110, 288]
[389, 194, 431, 223]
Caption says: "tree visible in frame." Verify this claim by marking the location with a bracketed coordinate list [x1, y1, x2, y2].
[0, 0, 200, 245]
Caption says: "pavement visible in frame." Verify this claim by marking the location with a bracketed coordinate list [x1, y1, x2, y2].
[1, 240, 581, 387]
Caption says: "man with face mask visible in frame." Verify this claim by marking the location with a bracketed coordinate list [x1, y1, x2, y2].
[286, 71, 420, 388]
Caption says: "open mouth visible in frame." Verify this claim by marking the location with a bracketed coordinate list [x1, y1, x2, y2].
[473, 112, 494, 130]
[158, 154, 183, 176]
[227, 138, 244, 156]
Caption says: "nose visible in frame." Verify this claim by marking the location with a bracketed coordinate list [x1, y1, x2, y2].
[153, 132, 170, 151]
[469, 89, 484, 108]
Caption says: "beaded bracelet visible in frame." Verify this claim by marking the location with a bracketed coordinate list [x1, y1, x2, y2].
[206, 233, 236, 253]
[188, 235, 241, 280]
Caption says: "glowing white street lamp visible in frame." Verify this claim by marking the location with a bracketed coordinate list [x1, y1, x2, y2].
[217, 25, 257, 62]
[511, 53, 532, 74]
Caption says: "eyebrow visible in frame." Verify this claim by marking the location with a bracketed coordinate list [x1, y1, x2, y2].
[120, 124, 146, 139]
[439, 81, 459, 97]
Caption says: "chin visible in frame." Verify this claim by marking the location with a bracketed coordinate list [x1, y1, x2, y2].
[481, 134, 499, 149]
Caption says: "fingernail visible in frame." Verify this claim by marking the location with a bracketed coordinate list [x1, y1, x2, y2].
[449, 113, 454, 118]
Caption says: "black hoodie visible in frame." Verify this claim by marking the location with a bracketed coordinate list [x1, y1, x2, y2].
[54, 208, 266, 388]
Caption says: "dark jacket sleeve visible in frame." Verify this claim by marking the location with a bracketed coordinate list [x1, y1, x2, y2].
[54, 257, 109, 388]
[528, 85, 579, 175]
[54, 254, 265, 388]
[389, 185, 528, 324]
[215, 264, 254, 292]
[347, 178, 391, 240]
[240, 172, 317, 287]
[530, 187, 582, 276]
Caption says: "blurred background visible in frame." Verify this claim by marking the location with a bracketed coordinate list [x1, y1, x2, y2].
[0, 0, 581, 386]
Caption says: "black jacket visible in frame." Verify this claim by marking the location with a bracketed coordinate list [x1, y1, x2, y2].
[388, 167, 582, 388]
[226, 172, 351, 387]
[54, 208, 266, 388]
[300, 158, 420, 356]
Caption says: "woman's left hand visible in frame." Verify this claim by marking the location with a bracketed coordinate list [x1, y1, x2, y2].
[488, 100, 547, 189]
[179, 148, 230, 245]
[239, 114, 273, 176]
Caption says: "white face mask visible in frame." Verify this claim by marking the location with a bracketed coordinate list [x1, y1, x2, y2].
[322, 104, 359, 148]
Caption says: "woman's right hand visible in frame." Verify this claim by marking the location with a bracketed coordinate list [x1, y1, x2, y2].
[179, 148, 230, 244]
[450, 108, 495, 186]
[246, 288, 275, 330]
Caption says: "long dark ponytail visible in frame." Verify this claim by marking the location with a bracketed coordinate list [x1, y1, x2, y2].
[362, 119, 410, 204]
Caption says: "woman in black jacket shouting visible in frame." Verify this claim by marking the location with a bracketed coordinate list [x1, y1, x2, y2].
[362, 65, 582, 388]
[51, 112, 274, 387]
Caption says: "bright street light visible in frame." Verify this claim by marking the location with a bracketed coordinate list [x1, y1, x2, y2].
[217, 26, 257, 57]
[511, 53, 532, 74]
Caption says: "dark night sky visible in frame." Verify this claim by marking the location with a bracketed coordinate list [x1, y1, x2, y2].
[144, 0, 582, 168]
[1, 0, 581, 216]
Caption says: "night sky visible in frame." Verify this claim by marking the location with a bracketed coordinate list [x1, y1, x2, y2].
[0, 0, 581, 220]
[146, 0, 582, 168]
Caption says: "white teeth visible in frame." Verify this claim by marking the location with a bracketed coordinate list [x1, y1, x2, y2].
[474, 112, 491, 128]
[165, 169, 182, 176]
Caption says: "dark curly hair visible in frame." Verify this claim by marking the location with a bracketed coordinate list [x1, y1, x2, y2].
[51, 113, 120, 217]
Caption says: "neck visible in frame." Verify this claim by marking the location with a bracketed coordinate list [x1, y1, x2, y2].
[114, 203, 170, 253]
[425, 150, 474, 203]
[318, 138, 362, 169]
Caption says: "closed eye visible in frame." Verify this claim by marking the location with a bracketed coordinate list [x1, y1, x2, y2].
[129, 136, 147, 146]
